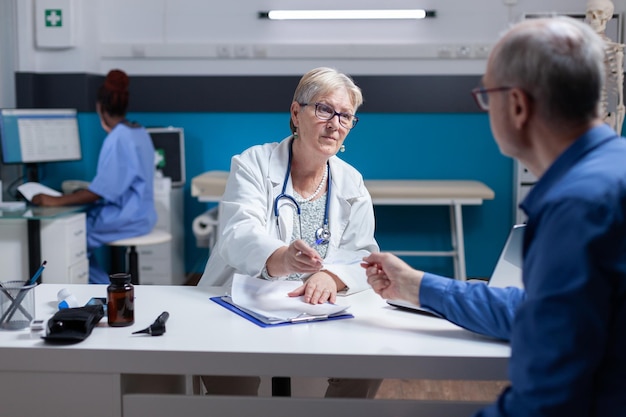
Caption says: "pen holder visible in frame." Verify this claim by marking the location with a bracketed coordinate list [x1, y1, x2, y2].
[0, 280, 36, 330]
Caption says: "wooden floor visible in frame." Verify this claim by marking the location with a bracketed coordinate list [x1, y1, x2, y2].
[375, 379, 509, 402]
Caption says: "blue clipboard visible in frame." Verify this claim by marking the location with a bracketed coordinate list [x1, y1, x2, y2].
[211, 296, 354, 328]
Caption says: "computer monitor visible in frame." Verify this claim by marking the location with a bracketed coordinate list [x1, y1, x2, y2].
[0, 108, 82, 165]
[147, 127, 186, 187]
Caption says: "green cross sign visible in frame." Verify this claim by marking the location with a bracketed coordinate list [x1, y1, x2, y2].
[155, 149, 166, 169]
[45, 9, 63, 27]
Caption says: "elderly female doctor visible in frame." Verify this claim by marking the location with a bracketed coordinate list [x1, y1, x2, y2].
[198, 67, 380, 398]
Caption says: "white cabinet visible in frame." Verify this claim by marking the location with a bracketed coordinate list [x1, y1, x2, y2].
[0, 213, 88, 284]
[40, 213, 88, 284]
[137, 177, 185, 285]
[0, 220, 29, 280]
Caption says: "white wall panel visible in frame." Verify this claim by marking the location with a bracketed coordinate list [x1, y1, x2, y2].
[0, 0, 17, 108]
[11, 0, 626, 76]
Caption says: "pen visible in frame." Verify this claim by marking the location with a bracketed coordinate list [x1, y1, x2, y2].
[289, 314, 328, 323]
[26, 260, 47, 286]
[0, 260, 46, 324]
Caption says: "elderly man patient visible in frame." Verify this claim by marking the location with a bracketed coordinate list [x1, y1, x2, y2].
[363, 17, 626, 417]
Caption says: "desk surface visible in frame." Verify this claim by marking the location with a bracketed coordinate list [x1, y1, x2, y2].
[0, 204, 85, 220]
[191, 170, 495, 204]
[0, 284, 509, 380]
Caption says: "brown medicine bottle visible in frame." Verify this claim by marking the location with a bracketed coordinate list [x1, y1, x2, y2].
[107, 273, 134, 327]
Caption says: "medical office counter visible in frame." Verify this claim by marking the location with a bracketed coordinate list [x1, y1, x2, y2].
[0, 283, 509, 417]
[191, 171, 495, 280]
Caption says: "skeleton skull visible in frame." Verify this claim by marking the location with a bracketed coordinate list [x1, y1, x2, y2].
[586, 0, 614, 35]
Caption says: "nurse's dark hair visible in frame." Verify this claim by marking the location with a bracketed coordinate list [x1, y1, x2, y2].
[489, 17, 605, 124]
[290, 67, 363, 134]
[98, 69, 130, 117]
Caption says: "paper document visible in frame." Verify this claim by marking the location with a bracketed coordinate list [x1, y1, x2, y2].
[231, 274, 350, 322]
[17, 182, 62, 202]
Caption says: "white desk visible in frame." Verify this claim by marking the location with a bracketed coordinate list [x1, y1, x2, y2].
[191, 171, 495, 280]
[0, 284, 509, 417]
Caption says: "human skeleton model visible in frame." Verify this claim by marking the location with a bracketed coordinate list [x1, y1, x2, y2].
[586, 0, 625, 134]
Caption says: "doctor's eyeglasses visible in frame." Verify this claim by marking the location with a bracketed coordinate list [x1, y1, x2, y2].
[299, 102, 359, 129]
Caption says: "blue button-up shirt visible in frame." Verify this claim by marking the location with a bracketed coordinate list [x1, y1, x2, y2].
[421, 124, 626, 417]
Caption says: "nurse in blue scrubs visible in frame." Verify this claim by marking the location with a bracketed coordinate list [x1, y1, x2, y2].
[32, 69, 157, 283]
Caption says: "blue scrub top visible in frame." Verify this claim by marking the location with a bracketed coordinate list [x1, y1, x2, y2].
[86, 123, 157, 249]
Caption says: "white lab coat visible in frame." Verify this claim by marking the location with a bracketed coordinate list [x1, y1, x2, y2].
[198, 137, 379, 295]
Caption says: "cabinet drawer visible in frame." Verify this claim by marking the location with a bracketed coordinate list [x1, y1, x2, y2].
[41, 213, 87, 265]
[68, 258, 89, 284]
[66, 241, 87, 265]
[43, 258, 89, 284]
[139, 260, 171, 274]
[140, 271, 186, 286]
[41, 213, 86, 244]
[137, 243, 171, 258]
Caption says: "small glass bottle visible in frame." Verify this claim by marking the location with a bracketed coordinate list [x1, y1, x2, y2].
[107, 273, 134, 327]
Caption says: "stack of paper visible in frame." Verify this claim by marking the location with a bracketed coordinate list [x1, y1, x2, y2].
[226, 274, 350, 324]
[17, 182, 62, 202]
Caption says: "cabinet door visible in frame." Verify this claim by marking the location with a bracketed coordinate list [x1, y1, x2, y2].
[0, 220, 29, 279]
[40, 213, 88, 283]
[69, 258, 89, 284]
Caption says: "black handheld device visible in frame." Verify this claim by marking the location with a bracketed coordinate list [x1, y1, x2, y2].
[132, 311, 169, 336]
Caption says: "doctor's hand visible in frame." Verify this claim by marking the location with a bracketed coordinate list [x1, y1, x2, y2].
[361, 252, 423, 306]
[265, 239, 323, 278]
[288, 271, 343, 304]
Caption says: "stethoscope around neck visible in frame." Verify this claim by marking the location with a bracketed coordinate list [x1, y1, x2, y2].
[273, 138, 332, 245]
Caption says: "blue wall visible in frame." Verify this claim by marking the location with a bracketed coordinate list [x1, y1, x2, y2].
[39, 111, 514, 279]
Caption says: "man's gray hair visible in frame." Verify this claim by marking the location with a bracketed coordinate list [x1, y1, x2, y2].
[490, 17, 606, 124]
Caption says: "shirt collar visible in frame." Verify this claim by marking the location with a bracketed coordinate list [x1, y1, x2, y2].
[520, 124, 619, 217]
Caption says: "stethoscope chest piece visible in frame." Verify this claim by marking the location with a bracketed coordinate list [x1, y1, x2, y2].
[315, 227, 331, 245]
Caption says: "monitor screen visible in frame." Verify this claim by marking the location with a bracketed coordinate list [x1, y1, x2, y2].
[147, 127, 185, 187]
[0, 108, 82, 164]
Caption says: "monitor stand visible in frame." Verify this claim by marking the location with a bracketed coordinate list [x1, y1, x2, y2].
[24, 163, 42, 280]
[25, 163, 39, 183]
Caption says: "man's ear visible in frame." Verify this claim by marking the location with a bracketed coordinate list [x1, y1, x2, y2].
[509, 88, 531, 130]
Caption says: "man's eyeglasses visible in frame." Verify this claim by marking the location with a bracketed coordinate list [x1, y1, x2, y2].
[471, 86, 513, 111]
[300, 102, 359, 129]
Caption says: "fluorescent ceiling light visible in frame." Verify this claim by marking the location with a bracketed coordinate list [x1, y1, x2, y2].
[259, 9, 436, 20]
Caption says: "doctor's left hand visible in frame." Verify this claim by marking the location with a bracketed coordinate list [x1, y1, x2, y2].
[288, 271, 338, 304]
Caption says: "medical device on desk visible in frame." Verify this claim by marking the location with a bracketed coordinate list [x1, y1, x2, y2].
[274, 139, 331, 245]
[133, 311, 169, 336]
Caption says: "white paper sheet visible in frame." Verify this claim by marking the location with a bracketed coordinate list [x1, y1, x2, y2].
[231, 274, 349, 321]
[17, 182, 62, 201]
